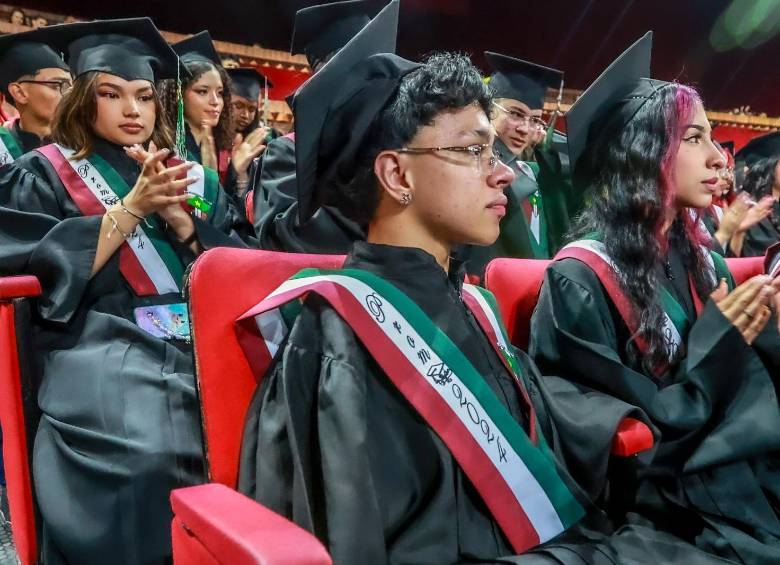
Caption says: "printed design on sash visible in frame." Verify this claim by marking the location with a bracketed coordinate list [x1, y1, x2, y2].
[236, 268, 584, 553]
[0, 126, 23, 165]
[37, 144, 185, 296]
[185, 163, 219, 219]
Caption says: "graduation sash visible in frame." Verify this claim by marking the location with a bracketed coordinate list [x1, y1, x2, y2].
[555, 239, 731, 363]
[0, 123, 23, 165]
[236, 268, 584, 553]
[37, 143, 186, 296]
[516, 161, 549, 259]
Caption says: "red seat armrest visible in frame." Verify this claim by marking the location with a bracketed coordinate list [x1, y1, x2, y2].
[171, 484, 332, 565]
[0, 276, 41, 300]
[611, 417, 654, 457]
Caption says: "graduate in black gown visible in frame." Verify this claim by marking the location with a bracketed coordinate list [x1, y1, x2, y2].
[0, 18, 239, 564]
[530, 32, 780, 564]
[737, 156, 780, 257]
[252, 0, 383, 252]
[238, 6, 731, 564]
[0, 25, 71, 161]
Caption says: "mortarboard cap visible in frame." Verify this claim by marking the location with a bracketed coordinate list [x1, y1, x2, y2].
[173, 31, 222, 67]
[566, 32, 670, 177]
[0, 26, 69, 97]
[293, 0, 417, 222]
[291, 0, 385, 69]
[484, 52, 562, 110]
[227, 67, 273, 101]
[735, 132, 780, 167]
[61, 18, 181, 82]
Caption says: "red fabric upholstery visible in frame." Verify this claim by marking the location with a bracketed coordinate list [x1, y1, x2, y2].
[611, 417, 655, 457]
[483, 258, 550, 350]
[0, 276, 41, 565]
[188, 248, 345, 488]
[171, 484, 331, 565]
[726, 256, 764, 285]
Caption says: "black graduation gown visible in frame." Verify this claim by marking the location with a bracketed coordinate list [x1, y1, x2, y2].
[251, 134, 365, 252]
[0, 139, 237, 564]
[238, 242, 730, 564]
[529, 246, 780, 564]
[742, 200, 780, 257]
[10, 120, 46, 155]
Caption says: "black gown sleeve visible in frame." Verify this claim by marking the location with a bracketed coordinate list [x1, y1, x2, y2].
[252, 136, 364, 253]
[529, 259, 780, 474]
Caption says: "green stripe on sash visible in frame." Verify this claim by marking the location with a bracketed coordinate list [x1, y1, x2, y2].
[89, 153, 186, 287]
[291, 267, 584, 529]
[0, 127, 23, 160]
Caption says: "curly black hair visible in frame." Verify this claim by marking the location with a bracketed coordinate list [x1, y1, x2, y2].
[324, 52, 492, 225]
[571, 83, 716, 376]
[157, 59, 234, 153]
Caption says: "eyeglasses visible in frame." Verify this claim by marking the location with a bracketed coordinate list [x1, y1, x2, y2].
[492, 102, 546, 131]
[16, 79, 72, 94]
[395, 143, 501, 175]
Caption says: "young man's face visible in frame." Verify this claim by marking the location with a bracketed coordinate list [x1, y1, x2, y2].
[399, 102, 515, 247]
[491, 97, 544, 156]
[10, 67, 72, 126]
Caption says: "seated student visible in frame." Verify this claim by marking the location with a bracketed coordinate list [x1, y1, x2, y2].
[253, 0, 383, 252]
[0, 18, 239, 564]
[0, 25, 71, 162]
[530, 33, 780, 564]
[738, 155, 780, 257]
[237, 6, 729, 563]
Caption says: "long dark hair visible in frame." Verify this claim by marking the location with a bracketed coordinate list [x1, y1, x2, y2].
[158, 60, 233, 152]
[742, 156, 780, 233]
[53, 71, 174, 160]
[571, 84, 715, 375]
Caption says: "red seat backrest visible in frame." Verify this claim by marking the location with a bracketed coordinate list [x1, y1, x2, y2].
[483, 255, 766, 351]
[188, 248, 345, 488]
[0, 275, 42, 565]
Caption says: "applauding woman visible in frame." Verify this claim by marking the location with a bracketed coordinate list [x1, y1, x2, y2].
[531, 33, 780, 563]
[0, 19, 237, 564]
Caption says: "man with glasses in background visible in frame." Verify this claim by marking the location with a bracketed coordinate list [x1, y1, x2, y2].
[0, 26, 71, 163]
[460, 52, 566, 276]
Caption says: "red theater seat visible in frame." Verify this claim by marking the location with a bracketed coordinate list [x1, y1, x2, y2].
[0, 275, 42, 565]
[172, 248, 343, 564]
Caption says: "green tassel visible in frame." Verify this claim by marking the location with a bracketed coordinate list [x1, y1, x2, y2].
[174, 60, 187, 159]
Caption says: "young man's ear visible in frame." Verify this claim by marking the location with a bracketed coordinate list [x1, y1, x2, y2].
[6, 83, 26, 107]
[374, 150, 414, 206]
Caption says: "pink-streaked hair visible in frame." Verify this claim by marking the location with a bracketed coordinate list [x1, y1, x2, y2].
[657, 85, 710, 251]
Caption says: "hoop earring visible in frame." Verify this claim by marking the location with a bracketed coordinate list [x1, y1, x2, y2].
[400, 192, 412, 206]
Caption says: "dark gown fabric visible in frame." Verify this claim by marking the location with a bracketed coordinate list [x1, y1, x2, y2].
[742, 200, 780, 257]
[10, 120, 47, 155]
[238, 242, 731, 564]
[529, 246, 780, 564]
[0, 138, 239, 564]
[251, 134, 365, 252]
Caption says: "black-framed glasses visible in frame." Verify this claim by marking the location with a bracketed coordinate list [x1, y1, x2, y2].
[16, 79, 72, 94]
[395, 143, 501, 174]
[492, 102, 546, 131]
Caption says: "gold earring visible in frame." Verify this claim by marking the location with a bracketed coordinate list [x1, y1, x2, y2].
[400, 192, 412, 205]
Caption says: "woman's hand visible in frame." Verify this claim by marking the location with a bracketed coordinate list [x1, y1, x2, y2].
[711, 275, 780, 344]
[738, 195, 774, 233]
[715, 195, 750, 243]
[231, 126, 268, 179]
[122, 143, 196, 217]
[200, 122, 218, 170]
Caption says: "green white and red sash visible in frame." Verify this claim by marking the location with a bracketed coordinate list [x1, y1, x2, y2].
[555, 239, 730, 363]
[183, 162, 219, 220]
[236, 268, 584, 553]
[37, 143, 186, 296]
[0, 121, 23, 165]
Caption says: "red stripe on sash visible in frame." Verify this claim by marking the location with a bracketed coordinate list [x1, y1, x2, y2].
[237, 281, 544, 553]
[37, 144, 158, 296]
[461, 291, 538, 445]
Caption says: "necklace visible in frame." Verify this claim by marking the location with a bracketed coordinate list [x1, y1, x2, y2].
[663, 259, 675, 280]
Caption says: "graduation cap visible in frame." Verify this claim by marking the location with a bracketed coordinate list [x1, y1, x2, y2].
[173, 31, 222, 67]
[566, 31, 669, 176]
[291, 0, 385, 69]
[56, 18, 181, 82]
[484, 52, 562, 110]
[735, 132, 780, 167]
[0, 26, 70, 97]
[227, 67, 273, 101]
[293, 0, 418, 222]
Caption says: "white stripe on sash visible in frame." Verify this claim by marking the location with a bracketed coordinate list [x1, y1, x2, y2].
[561, 240, 682, 358]
[462, 285, 510, 351]
[256, 273, 566, 542]
[0, 136, 14, 166]
[187, 163, 207, 219]
[53, 145, 179, 295]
